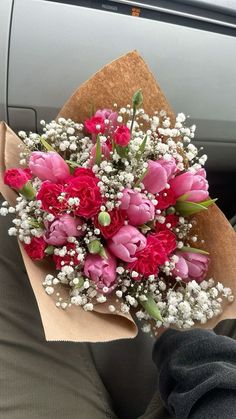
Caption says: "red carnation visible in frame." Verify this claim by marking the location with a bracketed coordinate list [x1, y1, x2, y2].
[155, 214, 179, 232]
[113, 125, 131, 147]
[4, 168, 30, 190]
[156, 187, 177, 210]
[128, 234, 168, 278]
[53, 243, 81, 270]
[94, 209, 126, 239]
[23, 168, 32, 180]
[84, 116, 105, 135]
[66, 174, 102, 218]
[37, 181, 67, 216]
[73, 167, 96, 178]
[24, 237, 47, 260]
[155, 230, 177, 254]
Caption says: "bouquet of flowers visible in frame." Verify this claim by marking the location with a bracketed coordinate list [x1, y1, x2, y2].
[0, 51, 236, 341]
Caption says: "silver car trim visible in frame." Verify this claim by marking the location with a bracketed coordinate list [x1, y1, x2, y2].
[109, 0, 236, 29]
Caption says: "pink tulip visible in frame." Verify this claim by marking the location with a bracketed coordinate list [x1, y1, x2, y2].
[90, 142, 111, 166]
[169, 169, 209, 202]
[44, 214, 83, 246]
[84, 251, 117, 294]
[29, 151, 70, 183]
[120, 189, 155, 225]
[143, 157, 176, 194]
[95, 109, 118, 130]
[173, 251, 209, 283]
[108, 225, 147, 263]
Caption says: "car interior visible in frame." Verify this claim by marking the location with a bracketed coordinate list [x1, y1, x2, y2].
[1, 0, 236, 220]
[0, 1, 236, 418]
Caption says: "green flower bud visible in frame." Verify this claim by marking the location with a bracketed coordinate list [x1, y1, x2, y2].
[132, 89, 143, 108]
[166, 206, 176, 215]
[88, 239, 102, 254]
[98, 211, 111, 227]
[74, 277, 84, 288]
[20, 182, 36, 200]
[44, 245, 54, 255]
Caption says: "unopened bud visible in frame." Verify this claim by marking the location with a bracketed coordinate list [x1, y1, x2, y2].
[132, 89, 143, 108]
[88, 239, 102, 254]
[98, 211, 111, 226]
[20, 182, 36, 200]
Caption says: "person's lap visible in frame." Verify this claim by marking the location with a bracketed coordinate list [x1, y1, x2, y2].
[0, 209, 119, 419]
[0, 205, 235, 419]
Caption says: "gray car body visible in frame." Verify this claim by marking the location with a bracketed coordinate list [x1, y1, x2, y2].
[0, 0, 236, 169]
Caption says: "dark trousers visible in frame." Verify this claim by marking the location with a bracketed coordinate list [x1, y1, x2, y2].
[0, 205, 235, 419]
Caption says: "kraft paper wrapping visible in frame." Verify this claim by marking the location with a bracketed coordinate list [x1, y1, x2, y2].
[0, 51, 236, 342]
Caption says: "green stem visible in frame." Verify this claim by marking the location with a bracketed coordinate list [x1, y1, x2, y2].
[130, 106, 136, 133]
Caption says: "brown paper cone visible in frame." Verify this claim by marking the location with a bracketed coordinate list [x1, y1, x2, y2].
[0, 51, 236, 341]
[0, 121, 137, 342]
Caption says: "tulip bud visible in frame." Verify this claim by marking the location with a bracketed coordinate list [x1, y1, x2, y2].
[88, 239, 102, 254]
[98, 211, 111, 227]
[132, 89, 143, 108]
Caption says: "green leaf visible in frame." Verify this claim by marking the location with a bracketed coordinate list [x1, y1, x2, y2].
[28, 219, 42, 228]
[136, 135, 147, 160]
[95, 136, 102, 165]
[66, 160, 80, 168]
[175, 198, 217, 216]
[99, 246, 108, 259]
[40, 137, 56, 152]
[177, 193, 190, 202]
[180, 246, 210, 255]
[140, 224, 152, 234]
[139, 294, 163, 322]
[200, 198, 218, 208]
[115, 144, 128, 158]
[134, 168, 148, 187]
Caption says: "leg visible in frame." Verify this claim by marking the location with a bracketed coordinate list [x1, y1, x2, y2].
[0, 205, 117, 419]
